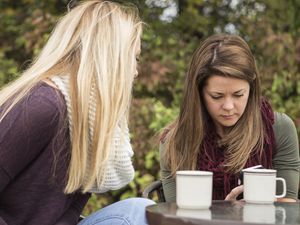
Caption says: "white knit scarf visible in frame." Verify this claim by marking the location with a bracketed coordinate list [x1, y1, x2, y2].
[51, 75, 135, 193]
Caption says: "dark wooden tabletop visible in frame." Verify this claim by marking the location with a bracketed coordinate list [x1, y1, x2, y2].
[146, 201, 300, 225]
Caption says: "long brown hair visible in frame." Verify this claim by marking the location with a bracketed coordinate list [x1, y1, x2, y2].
[162, 34, 264, 175]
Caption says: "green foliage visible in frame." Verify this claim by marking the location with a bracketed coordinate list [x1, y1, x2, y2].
[0, 52, 19, 86]
[0, 0, 299, 215]
[149, 99, 179, 133]
[265, 71, 300, 133]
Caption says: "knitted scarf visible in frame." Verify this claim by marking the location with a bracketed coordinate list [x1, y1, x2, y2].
[51, 75, 135, 193]
[197, 98, 275, 200]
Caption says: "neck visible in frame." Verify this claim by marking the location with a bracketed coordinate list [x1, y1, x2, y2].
[215, 124, 226, 138]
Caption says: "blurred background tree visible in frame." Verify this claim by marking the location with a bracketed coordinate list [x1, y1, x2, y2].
[0, 0, 299, 214]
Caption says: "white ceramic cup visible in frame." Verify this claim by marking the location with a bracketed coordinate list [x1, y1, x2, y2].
[176, 170, 213, 209]
[243, 168, 286, 204]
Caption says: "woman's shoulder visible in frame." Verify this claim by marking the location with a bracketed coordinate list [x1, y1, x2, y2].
[273, 112, 296, 132]
[159, 136, 167, 154]
[21, 82, 66, 125]
[30, 82, 65, 109]
[273, 112, 298, 150]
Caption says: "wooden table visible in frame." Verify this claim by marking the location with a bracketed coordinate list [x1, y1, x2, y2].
[146, 201, 300, 225]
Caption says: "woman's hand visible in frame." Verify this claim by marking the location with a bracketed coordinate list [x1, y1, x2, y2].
[225, 185, 297, 202]
[277, 197, 297, 202]
[225, 185, 244, 200]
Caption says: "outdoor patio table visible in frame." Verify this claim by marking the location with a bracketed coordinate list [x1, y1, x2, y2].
[146, 200, 300, 225]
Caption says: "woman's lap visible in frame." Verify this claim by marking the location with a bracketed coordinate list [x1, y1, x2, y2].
[78, 197, 155, 225]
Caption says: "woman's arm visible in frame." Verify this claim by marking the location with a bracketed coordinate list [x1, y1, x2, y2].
[0, 85, 61, 192]
[273, 112, 300, 201]
[159, 141, 177, 202]
[0, 84, 62, 223]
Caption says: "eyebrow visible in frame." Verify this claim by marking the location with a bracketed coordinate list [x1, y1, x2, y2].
[209, 89, 246, 95]
[233, 89, 246, 94]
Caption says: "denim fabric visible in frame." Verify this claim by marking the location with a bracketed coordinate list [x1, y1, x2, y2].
[78, 198, 155, 225]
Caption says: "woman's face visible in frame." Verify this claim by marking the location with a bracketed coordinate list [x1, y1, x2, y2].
[202, 75, 250, 136]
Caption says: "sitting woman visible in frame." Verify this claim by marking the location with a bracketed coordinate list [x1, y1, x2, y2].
[159, 34, 300, 202]
[0, 1, 154, 224]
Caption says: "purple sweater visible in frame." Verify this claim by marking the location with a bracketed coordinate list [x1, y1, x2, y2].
[0, 83, 90, 225]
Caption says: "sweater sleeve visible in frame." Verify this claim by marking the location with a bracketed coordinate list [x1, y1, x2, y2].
[159, 141, 176, 203]
[54, 193, 90, 225]
[0, 86, 61, 192]
[273, 112, 300, 199]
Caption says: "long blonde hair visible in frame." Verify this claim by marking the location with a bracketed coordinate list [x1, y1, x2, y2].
[0, 0, 143, 193]
[163, 34, 264, 175]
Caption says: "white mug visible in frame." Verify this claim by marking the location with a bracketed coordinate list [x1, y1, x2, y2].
[243, 168, 286, 204]
[176, 170, 213, 209]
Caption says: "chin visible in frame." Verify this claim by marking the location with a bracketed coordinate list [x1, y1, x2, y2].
[221, 120, 238, 127]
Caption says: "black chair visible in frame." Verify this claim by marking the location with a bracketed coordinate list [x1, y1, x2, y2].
[142, 180, 166, 202]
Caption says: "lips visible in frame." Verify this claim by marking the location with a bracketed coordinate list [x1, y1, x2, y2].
[221, 115, 235, 120]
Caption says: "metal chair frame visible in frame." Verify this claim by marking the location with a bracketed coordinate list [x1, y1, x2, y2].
[142, 180, 165, 202]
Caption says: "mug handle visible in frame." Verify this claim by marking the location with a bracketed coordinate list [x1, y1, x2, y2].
[275, 178, 286, 198]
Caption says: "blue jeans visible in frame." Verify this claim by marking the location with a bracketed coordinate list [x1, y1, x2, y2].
[78, 198, 155, 225]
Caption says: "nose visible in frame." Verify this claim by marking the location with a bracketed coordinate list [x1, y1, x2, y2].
[222, 98, 234, 111]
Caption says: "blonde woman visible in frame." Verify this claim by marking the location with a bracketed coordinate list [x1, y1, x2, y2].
[0, 1, 154, 224]
[160, 34, 300, 202]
